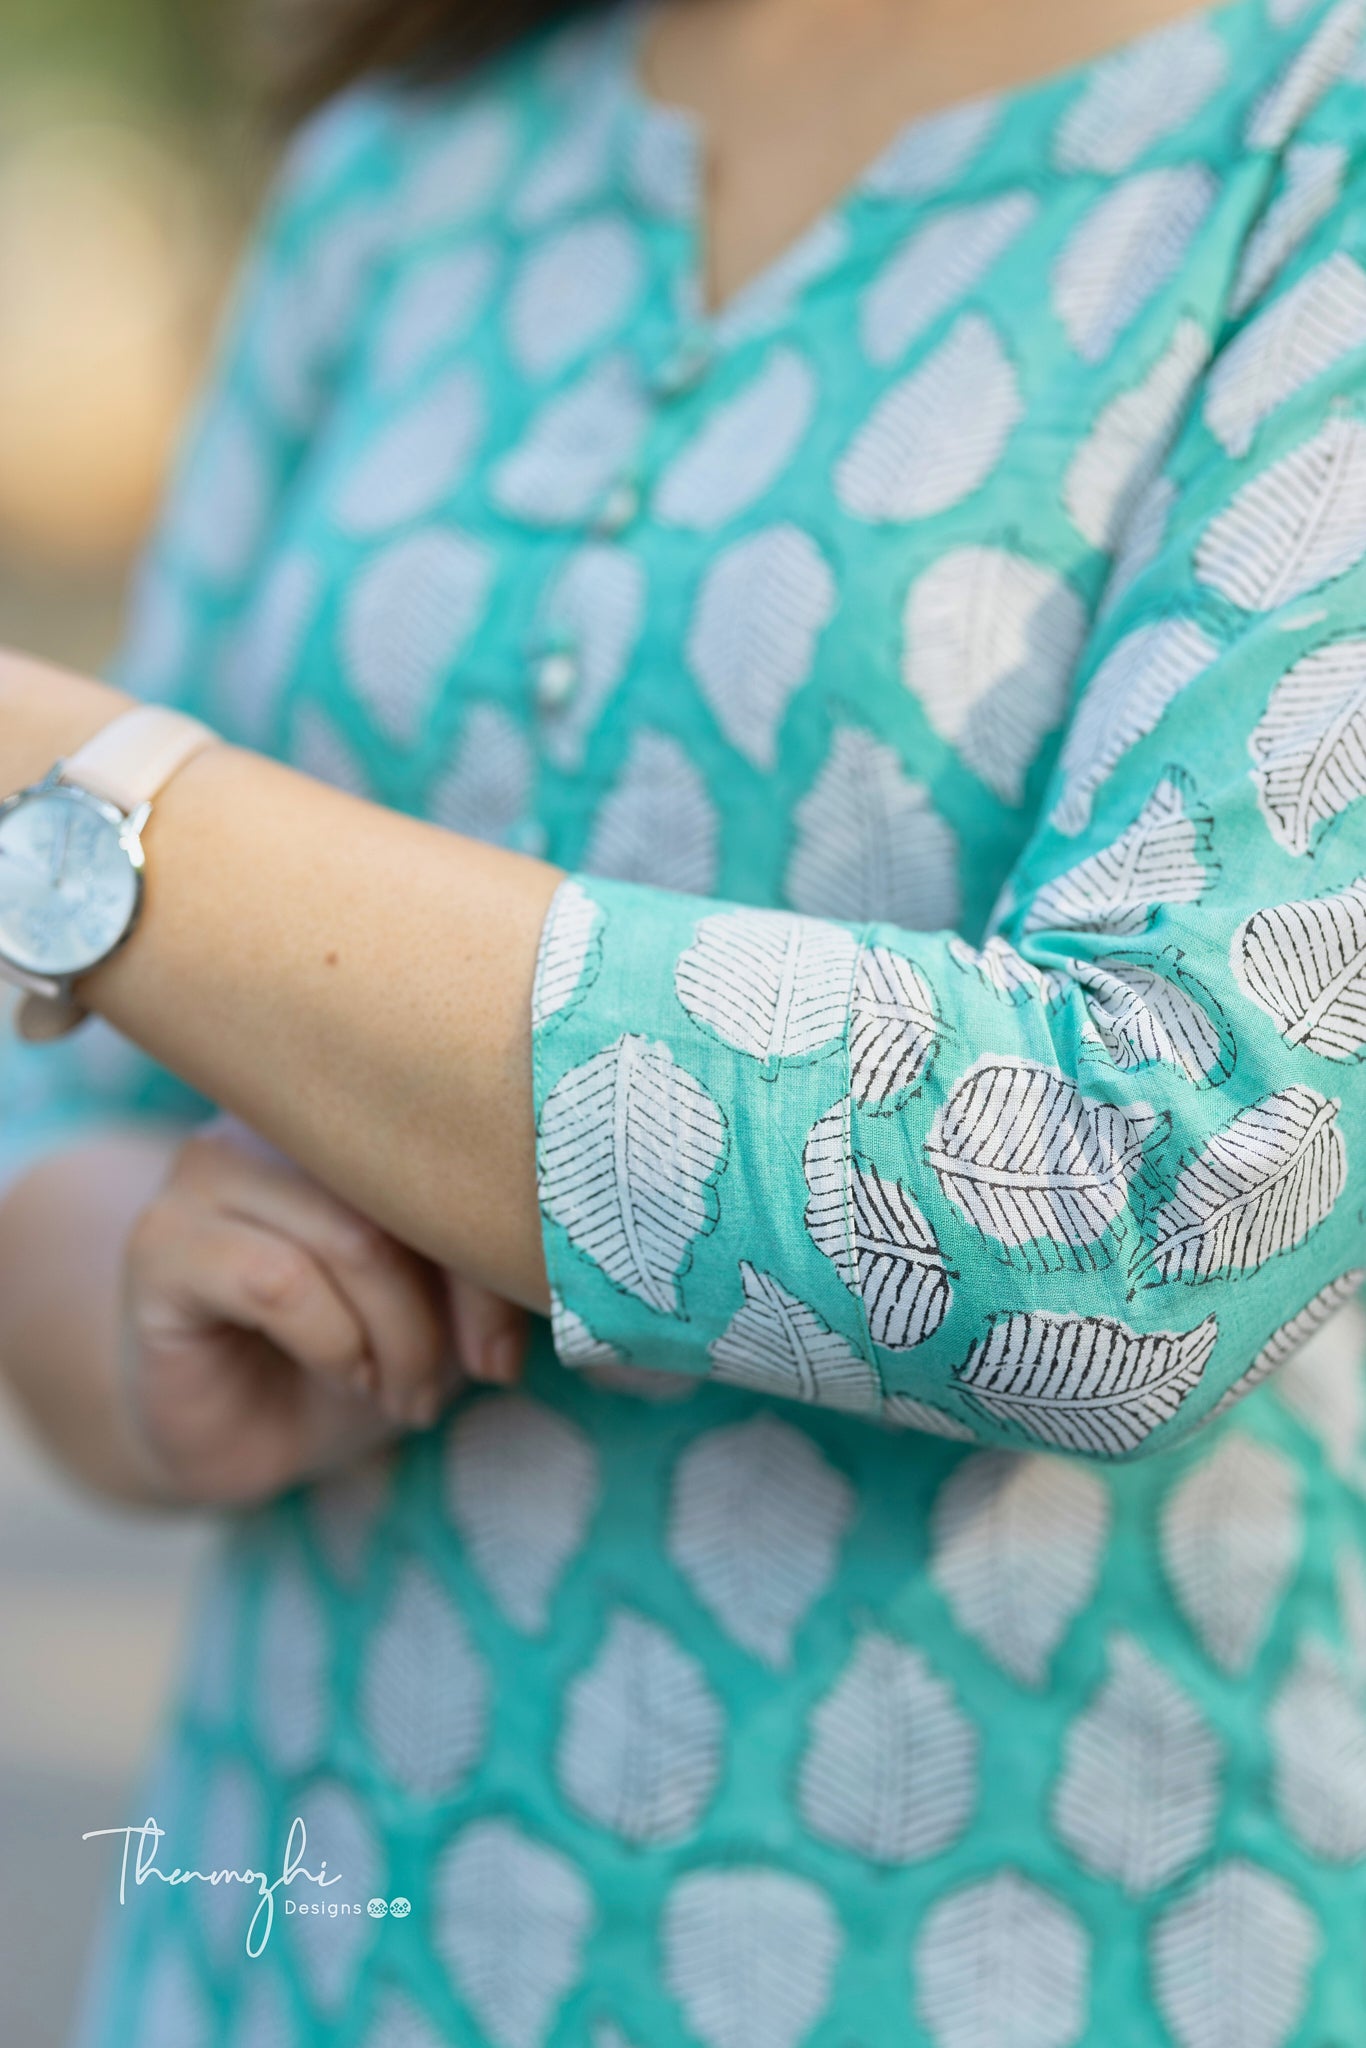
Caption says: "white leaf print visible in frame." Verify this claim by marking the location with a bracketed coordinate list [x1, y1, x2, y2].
[444, 1394, 598, 1634]
[1235, 876, 1366, 1058]
[904, 547, 1087, 803]
[173, 404, 272, 586]
[429, 703, 533, 848]
[930, 1452, 1111, 1687]
[954, 1310, 1216, 1454]
[254, 197, 389, 430]
[1098, 471, 1176, 616]
[309, 1450, 393, 1588]
[372, 240, 498, 392]
[1246, 0, 1366, 149]
[709, 1262, 882, 1414]
[511, 94, 617, 227]
[655, 346, 817, 530]
[1194, 415, 1366, 611]
[860, 191, 1036, 365]
[626, 100, 698, 217]
[537, 545, 646, 768]
[1050, 620, 1216, 835]
[1248, 635, 1366, 855]
[1075, 951, 1235, 1086]
[557, 1609, 723, 1844]
[548, 1291, 623, 1371]
[219, 553, 322, 743]
[196, 1760, 267, 1965]
[538, 1035, 727, 1312]
[663, 1867, 841, 2048]
[290, 703, 370, 796]
[401, 101, 519, 231]
[364, 1991, 450, 2048]
[863, 98, 1000, 197]
[436, 1819, 593, 2048]
[675, 908, 858, 1063]
[229, 1968, 296, 2048]
[359, 1563, 489, 1797]
[1205, 255, 1366, 458]
[667, 1413, 854, 1667]
[836, 313, 1022, 519]
[881, 1396, 978, 1441]
[1207, 1266, 1366, 1419]
[532, 879, 603, 1031]
[1150, 1860, 1319, 2048]
[914, 1869, 1090, 2048]
[342, 530, 495, 746]
[1054, 18, 1228, 173]
[331, 365, 485, 534]
[1160, 1432, 1301, 1673]
[132, 1942, 213, 2048]
[1139, 1085, 1345, 1286]
[1273, 1292, 1366, 1475]
[1230, 142, 1346, 317]
[1338, 1545, 1366, 1682]
[1064, 320, 1210, 550]
[254, 1554, 329, 1774]
[1269, 1640, 1366, 1859]
[713, 214, 850, 347]
[491, 354, 649, 526]
[287, 1780, 378, 2013]
[927, 1058, 1155, 1266]
[799, 1632, 977, 1862]
[1052, 1634, 1221, 1893]
[687, 526, 836, 770]
[507, 214, 644, 380]
[1028, 775, 1215, 939]
[786, 727, 961, 928]
[1051, 167, 1216, 364]
[947, 933, 1065, 1006]
[582, 732, 719, 894]
[804, 1102, 955, 1350]
[850, 944, 940, 1111]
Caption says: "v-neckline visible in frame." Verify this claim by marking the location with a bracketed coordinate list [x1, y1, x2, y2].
[608, 0, 1304, 334]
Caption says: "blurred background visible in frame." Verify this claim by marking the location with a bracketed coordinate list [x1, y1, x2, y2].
[0, 4, 265, 2039]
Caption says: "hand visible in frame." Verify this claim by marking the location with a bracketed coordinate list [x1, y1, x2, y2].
[120, 1117, 525, 1507]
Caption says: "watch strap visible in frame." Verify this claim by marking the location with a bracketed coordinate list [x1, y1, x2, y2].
[60, 704, 218, 812]
[13, 705, 220, 1045]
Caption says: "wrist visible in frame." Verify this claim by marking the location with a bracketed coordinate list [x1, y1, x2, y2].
[0, 650, 133, 795]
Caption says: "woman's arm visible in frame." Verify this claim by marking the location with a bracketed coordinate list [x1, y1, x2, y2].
[1, 658, 561, 1313]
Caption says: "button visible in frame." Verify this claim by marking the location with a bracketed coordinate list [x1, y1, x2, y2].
[534, 648, 580, 712]
[593, 477, 642, 538]
[650, 335, 711, 399]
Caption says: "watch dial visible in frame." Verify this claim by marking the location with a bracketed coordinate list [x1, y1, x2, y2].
[0, 788, 141, 978]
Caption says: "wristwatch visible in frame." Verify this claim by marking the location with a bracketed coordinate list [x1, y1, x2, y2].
[0, 704, 218, 1043]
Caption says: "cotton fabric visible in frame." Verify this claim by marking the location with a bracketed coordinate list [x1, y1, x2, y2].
[9, 0, 1366, 2039]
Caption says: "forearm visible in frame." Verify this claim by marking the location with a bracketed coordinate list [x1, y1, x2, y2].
[1, 655, 561, 1310]
[0, 1130, 185, 1505]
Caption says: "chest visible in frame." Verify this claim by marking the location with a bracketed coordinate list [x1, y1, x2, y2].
[210, 75, 1252, 939]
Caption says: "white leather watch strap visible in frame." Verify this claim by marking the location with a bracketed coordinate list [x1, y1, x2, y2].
[14, 705, 219, 1044]
[60, 704, 218, 811]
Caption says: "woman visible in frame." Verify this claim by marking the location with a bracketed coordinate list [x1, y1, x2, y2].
[4, 0, 1366, 2038]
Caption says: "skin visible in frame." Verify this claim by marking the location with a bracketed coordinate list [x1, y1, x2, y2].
[0, 0, 1217, 1510]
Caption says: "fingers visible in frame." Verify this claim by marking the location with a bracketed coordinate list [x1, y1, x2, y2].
[127, 1203, 371, 1393]
[448, 1272, 526, 1387]
[171, 1126, 450, 1426]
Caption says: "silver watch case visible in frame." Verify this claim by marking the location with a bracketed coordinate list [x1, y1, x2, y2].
[0, 764, 151, 1002]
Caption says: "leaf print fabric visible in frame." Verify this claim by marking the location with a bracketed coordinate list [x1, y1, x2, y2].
[28, 5, 1366, 2044]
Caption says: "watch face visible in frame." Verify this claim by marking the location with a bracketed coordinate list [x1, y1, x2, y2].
[0, 786, 141, 979]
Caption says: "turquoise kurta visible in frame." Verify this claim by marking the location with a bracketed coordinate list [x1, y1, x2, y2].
[11, 0, 1366, 2039]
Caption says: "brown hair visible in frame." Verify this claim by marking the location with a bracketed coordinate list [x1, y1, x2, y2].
[257, 0, 596, 114]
